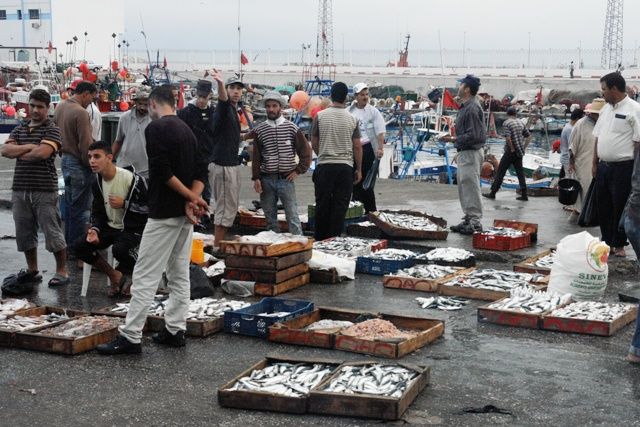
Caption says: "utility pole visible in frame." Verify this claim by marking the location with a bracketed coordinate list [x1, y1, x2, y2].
[601, 0, 624, 69]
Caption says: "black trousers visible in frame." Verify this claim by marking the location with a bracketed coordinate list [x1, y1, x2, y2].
[74, 225, 141, 273]
[352, 143, 377, 213]
[596, 160, 633, 247]
[491, 150, 527, 194]
[313, 163, 353, 241]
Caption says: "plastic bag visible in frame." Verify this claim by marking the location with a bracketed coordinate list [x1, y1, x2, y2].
[190, 265, 215, 299]
[363, 159, 380, 191]
[308, 250, 356, 280]
[578, 179, 598, 227]
[221, 280, 254, 297]
[548, 231, 609, 300]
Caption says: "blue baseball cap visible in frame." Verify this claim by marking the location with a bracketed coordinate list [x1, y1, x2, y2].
[457, 74, 481, 90]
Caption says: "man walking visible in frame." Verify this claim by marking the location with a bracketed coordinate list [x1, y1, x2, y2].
[441, 75, 486, 234]
[112, 87, 152, 179]
[53, 81, 97, 254]
[244, 91, 311, 235]
[97, 85, 208, 354]
[592, 72, 640, 257]
[348, 82, 386, 213]
[483, 106, 531, 200]
[311, 82, 362, 241]
[0, 89, 69, 288]
[74, 141, 148, 297]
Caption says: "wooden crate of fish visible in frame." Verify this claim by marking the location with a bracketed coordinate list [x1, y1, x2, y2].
[493, 219, 538, 242]
[220, 237, 314, 258]
[218, 355, 342, 414]
[313, 237, 388, 258]
[0, 298, 37, 317]
[346, 221, 387, 239]
[414, 247, 476, 268]
[224, 263, 309, 284]
[513, 249, 555, 275]
[369, 210, 448, 240]
[439, 269, 544, 301]
[383, 266, 472, 293]
[356, 249, 417, 276]
[268, 307, 369, 349]
[225, 250, 312, 271]
[309, 267, 342, 284]
[254, 273, 311, 296]
[0, 306, 85, 347]
[333, 315, 444, 359]
[308, 361, 430, 420]
[477, 289, 573, 330]
[541, 302, 638, 336]
[224, 297, 314, 338]
[472, 227, 532, 251]
[14, 315, 122, 355]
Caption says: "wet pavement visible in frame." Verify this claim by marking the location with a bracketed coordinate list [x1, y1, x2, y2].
[1, 164, 640, 426]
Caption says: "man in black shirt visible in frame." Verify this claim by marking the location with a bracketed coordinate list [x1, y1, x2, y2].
[98, 85, 208, 354]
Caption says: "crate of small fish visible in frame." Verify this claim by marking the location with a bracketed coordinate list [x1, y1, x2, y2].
[0, 306, 85, 347]
[477, 289, 572, 329]
[308, 361, 431, 420]
[369, 210, 448, 240]
[308, 201, 365, 221]
[313, 236, 388, 258]
[514, 249, 555, 275]
[493, 219, 538, 242]
[439, 269, 544, 301]
[414, 247, 476, 268]
[0, 298, 37, 318]
[14, 315, 123, 355]
[218, 355, 342, 414]
[356, 249, 416, 276]
[473, 227, 531, 251]
[224, 297, 314, 338]
[384, 265, 471, 293]
[541, 302, 638, 336]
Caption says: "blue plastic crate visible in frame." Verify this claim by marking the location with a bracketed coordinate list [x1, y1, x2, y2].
[223, 297, 314, 338]
[356, 256, 416, 276]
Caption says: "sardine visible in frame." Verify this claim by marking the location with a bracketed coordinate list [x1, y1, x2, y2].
[111, 296, 250, 320]
[416, 296, 468, 311]
[479, 227, 527, 237]
[549, 301, 634, 321]
[443, 269, 540, 292]
[228, 362, 335, 397]
[366, 248, 416, 261]
[0, 313, 68, 331]
[0, 298, 35, 316]
[416, 247, 474, 263]
[323, 364, 419, 398]
[376, 212, 442, 232]
[487, 289, 572, 314]
[396, 265, 459, 279]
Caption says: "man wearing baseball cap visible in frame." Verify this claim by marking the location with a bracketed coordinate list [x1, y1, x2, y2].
[112, 86, 152, 179]
[348, 82, 386, 212]
[440, 74, 486, 234]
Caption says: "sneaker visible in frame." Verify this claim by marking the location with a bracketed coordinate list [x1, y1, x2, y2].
[152, 328, 186, 347]
[470, 222, 483, 232]
[96, 335, 142, 355]
[449, 222, 469, 233]
[482, 192, 496, 199]
[458, 224, 478, 235]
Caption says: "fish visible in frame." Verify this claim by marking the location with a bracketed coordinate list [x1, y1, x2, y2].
[549, 301, 634, 321]
[257, 311, 292, 318]
[323, 364, 419, 398]
[479, 227, 527, 237]
[366, 248, 416, 261]
[304, 319, 355, 331]
[111, 296, 250, 320]
[487, 289, 572, 314]
[416, 296, 468, 311]
[416, 247, 474, 263]
[0, 313, 68, 331]
[396, 265, 459, 279]
[39, 316, 122, 337]
[376, 212, 442, 232]
[442, 269, 541, 292]
[313, 237, 383, 257]
[525, 251, 556, 268]
[0, 298, 35, 316]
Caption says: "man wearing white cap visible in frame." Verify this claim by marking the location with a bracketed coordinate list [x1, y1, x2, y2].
[348, 82, 386, 212]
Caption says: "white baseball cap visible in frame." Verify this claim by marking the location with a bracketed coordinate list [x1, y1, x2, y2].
[353, 82, 368, 94]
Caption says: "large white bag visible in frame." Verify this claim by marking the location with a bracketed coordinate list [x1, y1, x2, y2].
[548, 231, 610, 301]
[308, 250, 356, 280]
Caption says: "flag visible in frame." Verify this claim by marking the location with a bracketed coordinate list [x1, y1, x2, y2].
[442, 89, 459, 110]
[163, 56, 167, 68]
[177, 82, 185, 110]
[240, 51, 249, 65]
[47, 41, 53, 55]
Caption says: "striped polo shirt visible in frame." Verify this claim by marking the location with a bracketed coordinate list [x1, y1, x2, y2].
[312, 106, 361, 166]
[253, 116, 299, 174]
[8, 119, 62, 192]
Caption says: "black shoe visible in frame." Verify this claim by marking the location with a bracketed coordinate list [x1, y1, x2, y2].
[450, 221, 469, 233]
[482, 192, 496, 199]
[516, 196, 529, 201]
[96, 335, 142, 355]
[458, 224, 478, 235]
[471, 222, 483, 232]
[152, 328, 186, 347]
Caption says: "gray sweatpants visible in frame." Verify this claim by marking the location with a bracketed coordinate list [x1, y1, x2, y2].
[119, 217, 193, 344]
[456, 149, 483, 224]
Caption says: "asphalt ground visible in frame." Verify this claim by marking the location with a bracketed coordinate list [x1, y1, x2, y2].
[1, 160, 640, 426]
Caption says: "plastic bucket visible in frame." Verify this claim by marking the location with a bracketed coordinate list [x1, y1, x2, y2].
[558, 178, 581, 205]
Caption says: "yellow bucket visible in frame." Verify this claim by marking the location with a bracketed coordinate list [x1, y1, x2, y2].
[190, 239, 205, 264]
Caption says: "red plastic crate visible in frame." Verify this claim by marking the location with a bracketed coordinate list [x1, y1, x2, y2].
[472, 232, 531, 251]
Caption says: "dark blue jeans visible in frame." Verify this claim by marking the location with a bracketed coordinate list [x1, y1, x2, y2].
[61, 155, 93, 255]
[260, 174, 302, 235]
[624, 209, 640, 356]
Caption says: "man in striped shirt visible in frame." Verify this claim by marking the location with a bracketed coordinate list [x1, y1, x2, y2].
[0, 89, 69, 288]
[244, 92, 311, 235]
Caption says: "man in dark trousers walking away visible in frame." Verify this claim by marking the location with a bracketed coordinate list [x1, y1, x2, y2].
[311, 82, 362, 241]
[483, 107, 531, 200]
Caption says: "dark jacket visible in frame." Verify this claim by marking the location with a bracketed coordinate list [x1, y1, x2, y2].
[210, 99, 241, 166]
[177, 103, 216, 163]
[90, 166, 148, 235]
[454, 98, 486, 151]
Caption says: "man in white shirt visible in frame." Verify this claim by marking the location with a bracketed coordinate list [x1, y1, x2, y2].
[348, 82, 386, 213]
[592, 72, 640, 257]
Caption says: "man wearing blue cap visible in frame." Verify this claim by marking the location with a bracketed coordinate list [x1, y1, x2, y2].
[440, 75, 486, 234]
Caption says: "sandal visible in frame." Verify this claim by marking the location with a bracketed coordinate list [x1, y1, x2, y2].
[48, 273, 70, 287]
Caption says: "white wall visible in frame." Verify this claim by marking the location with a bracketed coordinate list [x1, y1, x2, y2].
[0, 0, 52, 59]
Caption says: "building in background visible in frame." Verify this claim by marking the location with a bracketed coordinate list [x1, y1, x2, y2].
[0, 0, 52, 62]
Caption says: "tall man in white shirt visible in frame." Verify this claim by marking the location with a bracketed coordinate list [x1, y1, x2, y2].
[592, 72, 640, 257]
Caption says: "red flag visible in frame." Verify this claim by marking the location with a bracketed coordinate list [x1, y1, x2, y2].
[442, 89, 460, 110]
[163, 56, 167, 68]
[240, 51, 249, 65]
[47, 41, 53, 54]
[535, 87, 543, 105]
[177, 82, 185, 109]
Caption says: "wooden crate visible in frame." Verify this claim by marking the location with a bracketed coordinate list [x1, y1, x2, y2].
[477, 302, 544, 329]
[0, 298, 37, 317]
[383, 267, 473, 293]
[225, 250, 312, 271]
[268, 307, 369, 349]
[369, 210, 448, 240]
[254, 273, 311, 296]
[514, 249, 554, 275]
[541, 305, 638, 336]
[308, 362, 430, 420]
[217, 355, 343, 414]
[310, 268, 343, 284]
[224, 263, 309, 283]
[333, 314, 444, 359]
[0, 306, 86, 347]
[220, 239, 314, 257]
[493, 219, 538, 242]
[14, 316, 122, 355]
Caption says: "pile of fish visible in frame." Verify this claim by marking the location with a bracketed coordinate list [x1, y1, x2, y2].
[353, 221, 376, 227]
[340, 319, 417, 341]
[323, 364, 419, 398]
[257, 311, 291, 318]
[416, 296, 469, 311]
[304, 319, 354, 331]
[480, 227, 527, 237]
[348, 201, 364, 209]
[238, 231, 308, 245]
[366, 248, 416, 261]
[111, 297, 250, 320]
[487, 289, 572, 314]
[314, 237, 379, 256]
[0, 313, 68, 331]
[228, 362, 335, 397]
[395, 265, 459, 280]
[549, 302, 634, 321]
[416, 247, 474, 263]
[526, 251, 556, 269]
[0, 299, 35, 319]
[443, 269, 539, 292]
[376, 212, 440, 231]
[39, 316, 122, 337]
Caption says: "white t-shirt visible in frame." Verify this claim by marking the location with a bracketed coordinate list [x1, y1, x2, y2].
[87, 102, 102, 141]
[348, 104, 386, 147]
[593, 95, 640, 162]
[101, 167, 134, 230]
